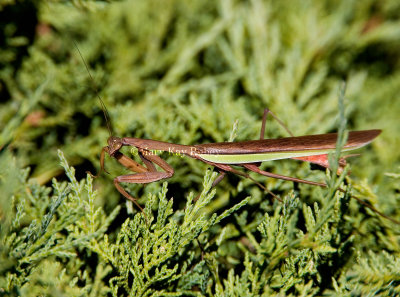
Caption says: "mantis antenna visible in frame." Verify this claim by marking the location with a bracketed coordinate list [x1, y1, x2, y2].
[73, 41, 113, 138]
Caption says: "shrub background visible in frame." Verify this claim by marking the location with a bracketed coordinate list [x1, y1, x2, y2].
[1, 0, 400, 296]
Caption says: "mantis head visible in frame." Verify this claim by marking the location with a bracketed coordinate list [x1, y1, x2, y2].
[107, 136, 123, 155]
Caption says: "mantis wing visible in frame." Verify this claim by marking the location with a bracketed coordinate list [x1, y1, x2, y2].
[195, 130, 380, 164]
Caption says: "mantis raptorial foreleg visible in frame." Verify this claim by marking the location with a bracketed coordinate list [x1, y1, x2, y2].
[112, 150, 174, 213]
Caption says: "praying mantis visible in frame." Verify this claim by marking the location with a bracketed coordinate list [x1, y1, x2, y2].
[95, 108, 380, 210]
[75, 46, 398, 224]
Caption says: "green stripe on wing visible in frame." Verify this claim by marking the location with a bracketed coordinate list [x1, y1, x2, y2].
[197, 148, 354, 164]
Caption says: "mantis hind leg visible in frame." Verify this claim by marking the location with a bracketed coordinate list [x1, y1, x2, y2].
[260, 107, 294, 140]
[193, 170, 226, 203]
[243, 164, 326, 187]
[253, 108, 296, 168]
[201, 161, 282, 202]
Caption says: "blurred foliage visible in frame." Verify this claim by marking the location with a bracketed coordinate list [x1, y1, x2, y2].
[1, 0, 400, 295]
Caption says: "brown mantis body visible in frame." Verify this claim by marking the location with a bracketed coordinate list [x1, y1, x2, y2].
[75, 44, 397, 224]
[99, 116, 397, 224]
[96, 107, 380, 213]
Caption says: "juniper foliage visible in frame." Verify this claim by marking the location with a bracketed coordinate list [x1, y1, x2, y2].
[1, 0, 400, 296]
